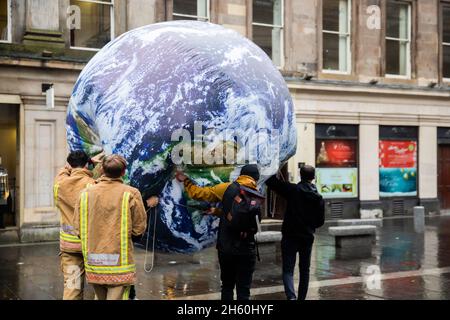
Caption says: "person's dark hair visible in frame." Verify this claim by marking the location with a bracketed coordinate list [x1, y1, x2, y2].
[240, 164, 260, 181]
[300, 165, 315, 182]
[67, 150, 90, 168]
[102, 154, 127, 178]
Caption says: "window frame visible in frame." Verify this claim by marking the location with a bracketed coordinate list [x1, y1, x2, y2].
[69, 0, 115, 52]
[172, 0, 210, 22]
[0, 0, 12, 44]
[442, 1, 450, 82]
[384, 0, 412, 79]
[251, 0, 285, 68]
[321, 0, 352, 75]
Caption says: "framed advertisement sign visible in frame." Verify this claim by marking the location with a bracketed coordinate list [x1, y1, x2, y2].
[379, 140, 417, 197]
[316, 139, 357, 168]
[315, 124, 359, 199]
[316, 168, 358, 199]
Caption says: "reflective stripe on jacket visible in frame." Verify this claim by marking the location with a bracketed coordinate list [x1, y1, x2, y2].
[73, 176, 147, 285]
[54, 167, 95, 253]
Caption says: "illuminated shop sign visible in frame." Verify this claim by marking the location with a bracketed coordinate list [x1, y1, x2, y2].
[379, 140, 417, 197]
[315, 132, 358, 199]
[316, 167, 358, 199]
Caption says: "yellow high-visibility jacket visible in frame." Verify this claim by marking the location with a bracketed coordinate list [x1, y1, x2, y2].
[73, 176, 147, 286]
[54, 167, 95, 253]
[184, 175, 258, 203]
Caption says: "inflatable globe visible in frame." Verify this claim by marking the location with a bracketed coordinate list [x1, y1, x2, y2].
[66, 21, 297, 253]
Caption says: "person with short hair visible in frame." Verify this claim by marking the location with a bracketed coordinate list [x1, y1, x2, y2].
[73, 154, 147, 300]
[265, 165, 325, 300]
[54, 150, 95, 300]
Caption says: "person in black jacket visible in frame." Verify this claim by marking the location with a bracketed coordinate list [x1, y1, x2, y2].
[265, 165, 325, 300]
[175, 164, 261, 300]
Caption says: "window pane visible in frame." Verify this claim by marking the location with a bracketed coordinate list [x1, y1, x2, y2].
[444, 45, 450, 78]
[323, 33, 339, 70]
[253, 0, 282, 25]
[253, 25, 273, 59]
[323, 0, 339, 32]
[386, 39, 407, 75]
[323, 0, 348, 33]
[70, 0, 111, 49]
[443, 6, 450, 43]
[174, 0, 207, 18]
[252, 26, 282, 66]
[323, 33, 348, 71]
[387, 2, 409, 39]
[0, 0, 8, 41]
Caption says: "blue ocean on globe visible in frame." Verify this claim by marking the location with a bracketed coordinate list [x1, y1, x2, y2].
[66, 21, 297, 253]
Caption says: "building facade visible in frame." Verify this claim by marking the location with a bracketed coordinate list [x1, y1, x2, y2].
[0, 0, 449, 242]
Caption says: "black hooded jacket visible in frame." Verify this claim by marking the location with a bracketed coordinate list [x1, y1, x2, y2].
[266, 175, 325, 243]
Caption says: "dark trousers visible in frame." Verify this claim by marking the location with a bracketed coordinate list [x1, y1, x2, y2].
[129, 285, 136, 300]
[218, 251, 256, 300]
[281, 236, 313, 300]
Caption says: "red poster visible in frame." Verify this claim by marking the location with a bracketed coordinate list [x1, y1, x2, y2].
[316, 140, 357, 167]
[379, 140, 417, 168]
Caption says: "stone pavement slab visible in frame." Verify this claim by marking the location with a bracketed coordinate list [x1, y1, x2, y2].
[1, 215, 450, 300]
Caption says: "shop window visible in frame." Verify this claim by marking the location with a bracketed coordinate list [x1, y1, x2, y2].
[322, 0, 351, 73]
[173, 0, 209, 21]
[379, 126, 418, 198]
[443, 4, 450, 80]
[252, 0, 284, 67]
[0, 0, 11, 43]
[69, 0, 114, 50]
[385, 1, 411, 77]
[315, 124, 358, 199]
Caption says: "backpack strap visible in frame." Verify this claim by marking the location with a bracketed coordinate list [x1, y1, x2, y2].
[222, 181, 241, 221]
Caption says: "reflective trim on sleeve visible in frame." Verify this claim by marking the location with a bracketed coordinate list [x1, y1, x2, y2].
[53, 184, 59, 206]
[121, 192, 131, 266]
[80, 191, 88, 259]
[60, 231, 81, 243]
[85, 264, 136, 274]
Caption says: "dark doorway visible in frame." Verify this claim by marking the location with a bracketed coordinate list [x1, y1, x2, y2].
[0, 104, 19, 229]
[438, 144, 450, 210]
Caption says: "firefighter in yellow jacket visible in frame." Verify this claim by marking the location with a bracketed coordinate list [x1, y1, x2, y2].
[73, 154, 147, 300]
[54, 150, 95, 300]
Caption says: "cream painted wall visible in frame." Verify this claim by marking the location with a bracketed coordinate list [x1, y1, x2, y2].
[23, 107, 66, 225]
[290, 89, 444, 201]
[359, 124, 380, 201]
[419, 126, 438, 199]
[288, 121, 315, 183]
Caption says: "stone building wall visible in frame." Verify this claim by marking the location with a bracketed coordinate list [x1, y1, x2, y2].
[0, 0, 449, 241]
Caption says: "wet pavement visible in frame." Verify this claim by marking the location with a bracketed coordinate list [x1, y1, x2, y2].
[1, 214, 450, 300]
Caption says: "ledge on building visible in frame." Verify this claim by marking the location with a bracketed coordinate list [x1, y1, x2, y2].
[283, 76, 450, 97]
[0, 42, 96, 67]
[19, 223, 59, 243]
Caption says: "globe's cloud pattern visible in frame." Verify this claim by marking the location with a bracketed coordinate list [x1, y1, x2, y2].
[67, 21, 297, 253]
